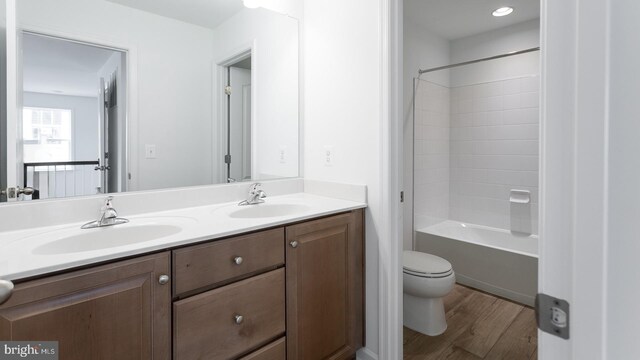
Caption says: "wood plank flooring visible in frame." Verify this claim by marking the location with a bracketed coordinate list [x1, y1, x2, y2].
[404, 284, 537, 360]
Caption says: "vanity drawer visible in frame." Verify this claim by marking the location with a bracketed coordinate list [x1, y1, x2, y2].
[173, 268, 286, 360]
[173, 228, 284, 296]
[239, 337, 286, 360]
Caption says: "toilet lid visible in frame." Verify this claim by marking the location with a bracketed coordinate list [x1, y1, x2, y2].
[403, 251, 452, 277]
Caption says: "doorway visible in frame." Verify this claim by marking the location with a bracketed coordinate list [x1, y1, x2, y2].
[19, 32, 127, 200]
[402, 0, 541, 358]
[224, 55, 252, 183]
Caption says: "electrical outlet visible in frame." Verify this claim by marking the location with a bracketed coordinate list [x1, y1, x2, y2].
[324, 146, 334, 167]
[145, 144, 157, 159]
[279, 146, 286, 164]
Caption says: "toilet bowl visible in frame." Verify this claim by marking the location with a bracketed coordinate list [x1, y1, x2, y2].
[403, 250, 455, 336]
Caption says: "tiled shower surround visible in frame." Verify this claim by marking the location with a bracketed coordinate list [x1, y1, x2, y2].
[413, 80, 450, 230]
[414, 75, 539, 234]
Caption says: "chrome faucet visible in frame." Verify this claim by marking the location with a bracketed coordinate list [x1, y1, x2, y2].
[239, 183, 267, 206]
[82, 196, 129, 229]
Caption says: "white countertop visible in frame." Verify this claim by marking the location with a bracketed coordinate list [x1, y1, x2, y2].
[0, 193, 366, 281]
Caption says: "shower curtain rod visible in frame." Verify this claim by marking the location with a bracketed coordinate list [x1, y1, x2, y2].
[418, 47, 540, 75]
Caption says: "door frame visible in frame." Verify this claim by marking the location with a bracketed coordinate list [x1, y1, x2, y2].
[3, 2, 139, 193]
[19, 30, 132, 194]
[378, 0, 404, 359]
[213, 41, 257, 184]
[384, 0, 610, 359]
[3, 0, 17, 201]
[538, 0, 609, 358]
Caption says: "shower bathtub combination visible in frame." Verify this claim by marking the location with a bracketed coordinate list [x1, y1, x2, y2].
[411, 47, 541, 307]
[416, 221, 537, 306]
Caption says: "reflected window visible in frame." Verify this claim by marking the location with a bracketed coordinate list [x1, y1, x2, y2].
[22, 107, 73, 163]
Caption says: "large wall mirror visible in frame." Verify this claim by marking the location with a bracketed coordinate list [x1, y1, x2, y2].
[0, 0, 299, 203]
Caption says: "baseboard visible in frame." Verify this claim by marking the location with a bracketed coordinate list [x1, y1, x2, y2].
[356, 347, 379, 360]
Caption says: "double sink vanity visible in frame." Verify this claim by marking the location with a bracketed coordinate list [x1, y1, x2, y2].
[0, 183, 367, 359]
[0, 0, 361, 358]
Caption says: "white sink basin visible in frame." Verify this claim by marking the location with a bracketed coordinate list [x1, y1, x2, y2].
[228, 204, 311, 219]
[30, 217, 195, 255]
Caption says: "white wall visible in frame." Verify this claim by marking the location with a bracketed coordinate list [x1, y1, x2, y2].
[607, 0, 640, 357]
[211, 8, 299, 181]
[17, 0, 215, 191]
[23, 92, 98, 161]
[403, 19, 450, 250]
[450, 20, 540, 86]
[303, 0, 381, 356]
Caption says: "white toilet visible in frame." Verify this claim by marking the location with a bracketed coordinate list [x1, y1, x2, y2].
[403, 250, 455, 336]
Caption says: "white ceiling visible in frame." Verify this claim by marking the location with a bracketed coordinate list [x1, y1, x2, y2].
[23, 33, 118, 97]
[107, 0, 245, 29]
[405, 0, 540, 40]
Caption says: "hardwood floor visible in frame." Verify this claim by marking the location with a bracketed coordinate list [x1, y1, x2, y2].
[404, 284, 537, 360]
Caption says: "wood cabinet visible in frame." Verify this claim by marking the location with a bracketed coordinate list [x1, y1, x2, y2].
[286, 210, 364, 360]
[0, 253, 171, 360]
[0, 209, 365, 360]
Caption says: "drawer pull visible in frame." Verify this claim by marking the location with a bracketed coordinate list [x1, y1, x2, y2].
[0, 280, 13, 305]
[233, 256, 244, 265]
[290, 241, 299, 248]
[158, 275, 170, 285]
[234, 314, 244, 325]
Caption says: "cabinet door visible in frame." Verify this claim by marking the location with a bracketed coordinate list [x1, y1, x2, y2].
[0, 253, 171, 360]
[286, 210, 364, 360]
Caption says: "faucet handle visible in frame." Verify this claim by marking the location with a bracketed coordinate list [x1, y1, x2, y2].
[100, 196, 121, 223]
[104, 196, 114, 207]
[249, 183, 262, 193]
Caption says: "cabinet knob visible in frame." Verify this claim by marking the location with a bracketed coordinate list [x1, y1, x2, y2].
[234, 314, 244, 325]
[233, 256, 244, 265]
[290, 240, 299, 248]
[158, 275, 170, 285]
[0, 280, 14, 305]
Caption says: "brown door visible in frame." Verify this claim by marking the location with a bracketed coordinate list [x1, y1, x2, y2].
[0, 253, 171, 360]
[286, 210, 364, 360]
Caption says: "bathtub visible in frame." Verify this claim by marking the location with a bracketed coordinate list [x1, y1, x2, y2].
[415, 220, 538, 306]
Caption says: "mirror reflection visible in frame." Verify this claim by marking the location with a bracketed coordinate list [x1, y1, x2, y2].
[1, 0, 299, 202]
[0, 0, 7, 202]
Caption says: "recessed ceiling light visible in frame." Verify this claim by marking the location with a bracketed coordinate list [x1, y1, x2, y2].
[243, 0, 261, 9]
[492, 6, 514, 17]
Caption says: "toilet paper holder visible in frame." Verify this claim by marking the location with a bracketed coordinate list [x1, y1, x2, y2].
[510, 189, 531, 204]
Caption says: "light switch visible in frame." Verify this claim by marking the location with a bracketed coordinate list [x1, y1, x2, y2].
[145, 144, 157, 159]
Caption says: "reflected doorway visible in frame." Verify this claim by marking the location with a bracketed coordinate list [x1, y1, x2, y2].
[20, 32, 127, 200]
[225, 55, 252, 183]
